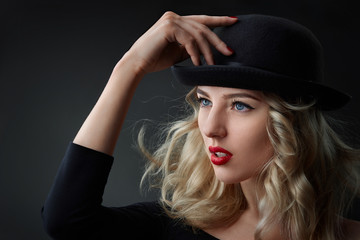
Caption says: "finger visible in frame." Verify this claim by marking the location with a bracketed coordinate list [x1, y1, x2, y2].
[151, 12, 202, 66]
[189, 20, 234, 56]
[206, 30, 234, 56]
[172, 19, 212, 65]
[169, 23, 203, 66]
[159, 12, 235, 54]
[184, 15, 238, 28]
[179, 19, 233, 63]
[199, 39, 214, 65]
[184, 40, 202, 66]
[188, 30, 215, 65]
[163, 43, 190, 65]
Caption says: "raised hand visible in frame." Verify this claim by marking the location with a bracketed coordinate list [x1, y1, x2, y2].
[74, 12, 237, 154]
[124, 11, 237, 74]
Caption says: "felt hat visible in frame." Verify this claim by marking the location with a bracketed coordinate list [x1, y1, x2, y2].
[171, 14, 351, 110]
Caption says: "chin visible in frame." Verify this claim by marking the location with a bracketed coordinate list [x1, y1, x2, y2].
[213, 168, 251, 184]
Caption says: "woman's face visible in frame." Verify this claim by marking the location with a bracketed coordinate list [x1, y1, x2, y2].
[197, 86, 273, 184]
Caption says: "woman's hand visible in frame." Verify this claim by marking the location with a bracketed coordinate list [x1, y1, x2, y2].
[123, 11, 237, 74]
[74, 12, 237, 155]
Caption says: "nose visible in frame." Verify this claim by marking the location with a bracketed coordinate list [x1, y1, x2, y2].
[200, 107, 227, 139]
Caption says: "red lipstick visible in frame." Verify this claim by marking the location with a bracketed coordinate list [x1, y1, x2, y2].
[209, 146, 233, 165]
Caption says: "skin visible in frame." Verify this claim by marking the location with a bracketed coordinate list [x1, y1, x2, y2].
[73, 11, 236, 154]
[196, 86, 273, 184]
[197, 86, 276, 239]
[72, 11, 360, 240]
[196, 86, 360, 240]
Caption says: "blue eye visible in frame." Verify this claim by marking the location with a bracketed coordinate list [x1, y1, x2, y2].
[233, 101, 254, 112]
[235, 102, 246, 111]
[198, 98, 212, 107]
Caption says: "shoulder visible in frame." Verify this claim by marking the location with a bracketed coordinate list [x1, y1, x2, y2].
[342, 218, 360, 240]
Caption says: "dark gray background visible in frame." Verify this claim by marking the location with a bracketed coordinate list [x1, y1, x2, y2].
[1, 0, 359, 239]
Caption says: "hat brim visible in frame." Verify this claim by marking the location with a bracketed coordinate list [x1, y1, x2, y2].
[171, 65, 351, 111]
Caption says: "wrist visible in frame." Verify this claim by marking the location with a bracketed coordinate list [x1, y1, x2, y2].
[113, 51, 148, 79]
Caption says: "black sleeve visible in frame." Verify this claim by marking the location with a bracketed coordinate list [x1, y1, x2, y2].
[41, 143, 164, 239]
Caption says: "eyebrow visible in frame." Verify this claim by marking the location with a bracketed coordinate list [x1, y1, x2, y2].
[196, 88, 261, 101]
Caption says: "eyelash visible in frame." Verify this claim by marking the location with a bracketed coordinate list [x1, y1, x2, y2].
[232, 100, 254, 111]
[196, 97, 254, 112]
[197, 97, 212, 107]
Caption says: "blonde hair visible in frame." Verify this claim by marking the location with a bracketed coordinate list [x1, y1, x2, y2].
[138, 87, 360, 240]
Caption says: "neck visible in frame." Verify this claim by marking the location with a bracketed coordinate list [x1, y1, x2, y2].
[203, 177, 284, 240]
[241, 177, 261, 217]
[240, 178, 285, 240]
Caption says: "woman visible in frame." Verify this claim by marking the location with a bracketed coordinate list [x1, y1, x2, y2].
[42, 12, 360, 239]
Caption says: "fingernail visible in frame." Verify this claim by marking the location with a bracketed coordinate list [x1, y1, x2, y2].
[227, 46, 234, 54]
[229, 16, 238, 20]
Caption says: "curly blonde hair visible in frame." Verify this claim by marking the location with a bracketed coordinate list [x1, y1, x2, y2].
[138, 87, 360, 240]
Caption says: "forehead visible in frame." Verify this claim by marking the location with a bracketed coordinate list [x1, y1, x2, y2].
[196, 86, 264, 100]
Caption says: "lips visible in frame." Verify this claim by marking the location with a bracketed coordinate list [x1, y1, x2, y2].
[209, 146, 233, 165]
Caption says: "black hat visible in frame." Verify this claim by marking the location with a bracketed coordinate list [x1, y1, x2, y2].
[171, 14, 351, 110]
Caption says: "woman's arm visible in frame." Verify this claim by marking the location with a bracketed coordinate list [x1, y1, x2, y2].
[73, 11, 236, 155]
[72, 54, 144, 155]
[42, 12, 237, 238]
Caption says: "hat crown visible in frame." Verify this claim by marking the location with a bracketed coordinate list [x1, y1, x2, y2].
[213, 14, 324, 83]
[171, 14, 351, 110]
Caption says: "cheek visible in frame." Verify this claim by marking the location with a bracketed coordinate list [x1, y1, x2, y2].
[236, 118, 272, 155]
[233, 121, 273, 169]
[220, 120, 273, 183]
[197, 112, 204, 132]
[197, 111, 208, 139]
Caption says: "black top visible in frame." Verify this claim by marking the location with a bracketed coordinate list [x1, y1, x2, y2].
[42, 143, 219, 239]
